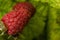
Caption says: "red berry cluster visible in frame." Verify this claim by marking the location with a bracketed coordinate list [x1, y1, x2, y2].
[1, 2, 35, 35]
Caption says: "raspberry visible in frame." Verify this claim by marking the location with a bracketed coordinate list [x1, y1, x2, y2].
[1, 2, 35, 35]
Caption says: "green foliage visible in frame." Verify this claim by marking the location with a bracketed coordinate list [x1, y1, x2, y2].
[48, 0, 60, 9]
[47, 6, 60, 40]
[0, 0, 60, 40]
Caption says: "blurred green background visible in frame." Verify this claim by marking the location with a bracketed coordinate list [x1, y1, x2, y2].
[0, 0, 60, 40]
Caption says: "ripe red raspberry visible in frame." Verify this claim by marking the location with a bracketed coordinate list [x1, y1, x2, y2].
[1, 2, 35, 35]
